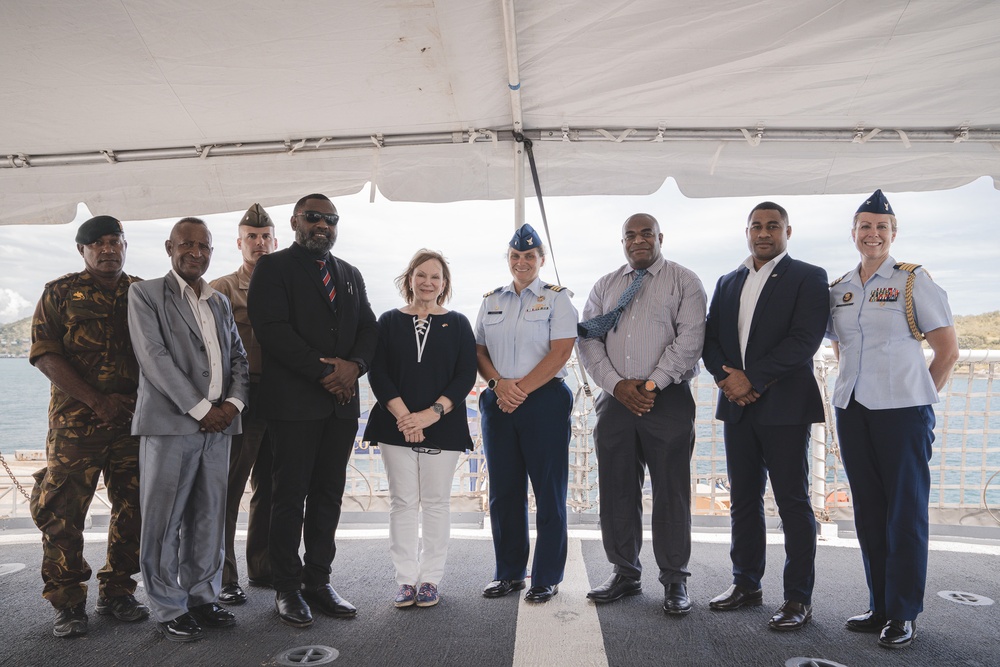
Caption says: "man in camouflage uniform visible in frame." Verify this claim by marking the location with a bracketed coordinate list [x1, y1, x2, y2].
[29, 215, 149, 637]
[210, 203, 278, 604]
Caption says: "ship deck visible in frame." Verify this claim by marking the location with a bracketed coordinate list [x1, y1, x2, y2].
[1, 518, 998, 667]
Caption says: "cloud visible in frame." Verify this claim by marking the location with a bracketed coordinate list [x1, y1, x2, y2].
[0, 177, 997, 324]
[0, 288, 33, 323]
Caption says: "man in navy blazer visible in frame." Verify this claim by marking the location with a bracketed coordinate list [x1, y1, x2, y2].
[702, 202, 829, 631]
[129, 218, 249, 642]
[247, 193, 377, 628]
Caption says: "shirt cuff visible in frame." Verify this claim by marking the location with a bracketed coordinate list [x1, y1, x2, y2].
[226, 398, 245, 413]
[188, 399, 213, 421]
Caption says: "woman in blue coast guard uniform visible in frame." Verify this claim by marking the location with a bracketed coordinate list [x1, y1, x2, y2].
[474, 223, 578, 604]
[827, 189, 959, 649]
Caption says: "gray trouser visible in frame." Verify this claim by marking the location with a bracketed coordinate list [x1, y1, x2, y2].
[139, 432, 229, 622]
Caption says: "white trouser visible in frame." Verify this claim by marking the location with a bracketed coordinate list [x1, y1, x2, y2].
[379, 444, 460, 587]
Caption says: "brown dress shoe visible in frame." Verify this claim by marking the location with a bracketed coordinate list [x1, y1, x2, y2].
[768, 600, 812, 631]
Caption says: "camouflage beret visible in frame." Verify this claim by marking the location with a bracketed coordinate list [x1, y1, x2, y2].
[75, 215, 124, 245]
[240, 203, 273, 228]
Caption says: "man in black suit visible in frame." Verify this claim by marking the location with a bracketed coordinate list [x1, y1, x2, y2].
[702, 202, 829, 631]
[247, 194, 377, 628]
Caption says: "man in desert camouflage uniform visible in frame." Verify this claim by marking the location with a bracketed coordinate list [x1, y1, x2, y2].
[29, 215, 150, 637]
[210, 203, 278, 604]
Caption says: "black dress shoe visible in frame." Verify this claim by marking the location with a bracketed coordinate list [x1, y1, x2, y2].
[845, 609, 887, 633]
[768, 600, 812, 631]
[301, 584, 357, 618]
[708, 584, 763, 611]
[275, 590, 313, 628]
[482, 579, 526, 598]
[662, 583, 692, 615]
[96, 593, 150, 622]
[53, 603, 88, 638]
[524, 584, 558, 603]
[189, 602, 236, 628]
[218, 583, 248, 606]
[156, 613, 204, 643]
[878, 619, 916, 648]
[587, 574, 642, 603]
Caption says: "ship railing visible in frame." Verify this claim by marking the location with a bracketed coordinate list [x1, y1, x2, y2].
[2, 350, 999, 528]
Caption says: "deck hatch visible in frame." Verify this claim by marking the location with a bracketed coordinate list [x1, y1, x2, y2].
[938, 590, 995, 606]
[275, 645, 339, 665]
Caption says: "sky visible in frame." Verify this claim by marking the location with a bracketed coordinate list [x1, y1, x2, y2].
[1, 177, 998, 326]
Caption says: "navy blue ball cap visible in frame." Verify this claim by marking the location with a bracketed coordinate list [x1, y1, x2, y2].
[75, 215, 124, 245]
[856, 189, 894, 216]
[509, 223, 543, 251]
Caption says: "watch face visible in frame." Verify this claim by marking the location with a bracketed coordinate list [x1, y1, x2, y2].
[488, 379, 498, 390]
[432, 402, 444, 415]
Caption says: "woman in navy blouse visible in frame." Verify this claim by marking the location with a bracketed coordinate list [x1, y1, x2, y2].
[364, 249, 477, 608]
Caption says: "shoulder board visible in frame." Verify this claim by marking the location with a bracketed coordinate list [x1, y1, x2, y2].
[543, 284, 567, 292]
[829, 272, 850, 288]
[894, 262, 931, 280]
[483, 286, 504, 298]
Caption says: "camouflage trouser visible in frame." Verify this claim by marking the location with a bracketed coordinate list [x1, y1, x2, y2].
[29, 426, 142, 609]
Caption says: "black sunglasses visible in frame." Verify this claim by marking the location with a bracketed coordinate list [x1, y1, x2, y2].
[411, 446, 441, 455]
[297, 211, 340, 225]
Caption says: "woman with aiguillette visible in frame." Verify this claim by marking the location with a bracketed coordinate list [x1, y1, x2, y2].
[827, 189, 959, 649]
[475, 223, 578, 603]
[364, 250, 477, 608]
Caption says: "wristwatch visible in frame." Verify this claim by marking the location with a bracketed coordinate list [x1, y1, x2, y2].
[644, 380, 660, 393]
[487, 377, 500, 390]
[431, 402, 445, 416]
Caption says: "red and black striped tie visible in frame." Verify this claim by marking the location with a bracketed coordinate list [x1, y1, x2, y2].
[316, 259, 336, 303]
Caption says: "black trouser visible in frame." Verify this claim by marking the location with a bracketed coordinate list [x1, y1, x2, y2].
[223, 381, 273, 584]
[724, 417, 816, 604]
[267, 414, 356, 593]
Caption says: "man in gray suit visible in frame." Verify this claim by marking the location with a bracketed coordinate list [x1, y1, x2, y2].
[128, 218, 249, 642]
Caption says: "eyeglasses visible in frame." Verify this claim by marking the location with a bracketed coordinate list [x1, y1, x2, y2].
[411, 446, 441, 455]
[296, 211, 340, 225]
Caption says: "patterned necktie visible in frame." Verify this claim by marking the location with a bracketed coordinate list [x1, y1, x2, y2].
[316, 259, 336, 303]
[577, 269, 647, 339]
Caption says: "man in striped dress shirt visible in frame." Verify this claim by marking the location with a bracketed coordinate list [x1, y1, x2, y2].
[578, 213, 707, 616]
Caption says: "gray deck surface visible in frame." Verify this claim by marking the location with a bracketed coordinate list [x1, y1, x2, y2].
[1, 524, 997, 667]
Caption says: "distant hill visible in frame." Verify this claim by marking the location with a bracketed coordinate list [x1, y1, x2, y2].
[954, 310, 1000, 350]
[0, 316, 31, 357]
[1, 311, 998, 358]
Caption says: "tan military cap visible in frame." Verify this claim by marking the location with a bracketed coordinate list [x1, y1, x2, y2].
[240, 203, 273, 228]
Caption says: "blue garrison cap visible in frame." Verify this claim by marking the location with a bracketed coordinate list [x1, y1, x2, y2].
[75, 215, 124, 245]
[856, 189, 894, 216]
[509, 223, 543, 251]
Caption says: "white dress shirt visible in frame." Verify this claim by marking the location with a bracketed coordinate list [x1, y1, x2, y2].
[737, 251, 787, 365]
[170, 270, 244, 420]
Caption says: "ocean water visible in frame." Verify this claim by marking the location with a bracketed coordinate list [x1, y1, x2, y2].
[5, 357, 998, 508]
[2, 358, 51, 454]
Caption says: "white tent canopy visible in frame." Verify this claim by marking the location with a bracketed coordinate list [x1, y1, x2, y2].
[2, 0, 999, 225]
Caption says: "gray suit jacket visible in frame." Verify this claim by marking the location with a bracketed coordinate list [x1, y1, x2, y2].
[128, 274, 249, 436]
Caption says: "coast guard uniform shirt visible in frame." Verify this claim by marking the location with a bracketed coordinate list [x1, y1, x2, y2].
[474, 276, 578, 379]
[827, 255, 953, 411]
